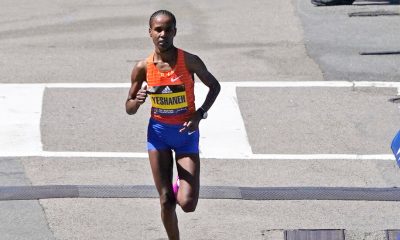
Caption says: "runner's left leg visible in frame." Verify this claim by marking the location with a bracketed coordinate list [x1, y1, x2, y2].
[175, 153, 200, 212]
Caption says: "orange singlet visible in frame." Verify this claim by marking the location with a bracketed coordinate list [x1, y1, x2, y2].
[146, 48, 196, 125]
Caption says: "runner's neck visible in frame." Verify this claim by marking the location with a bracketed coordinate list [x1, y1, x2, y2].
[153, 47, 177, 64]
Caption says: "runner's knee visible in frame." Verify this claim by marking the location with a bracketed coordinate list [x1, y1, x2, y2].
[180, 198, 197, 213]
[160, 192, 176, 211]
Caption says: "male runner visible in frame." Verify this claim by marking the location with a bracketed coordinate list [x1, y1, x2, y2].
[125, 10, 220, 240]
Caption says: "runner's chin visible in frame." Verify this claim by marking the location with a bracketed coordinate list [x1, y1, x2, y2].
[158, 41, 168, 47]
[158, 42, 173, 51]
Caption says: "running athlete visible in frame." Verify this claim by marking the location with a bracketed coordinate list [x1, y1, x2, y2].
[125, 10, 220, 240]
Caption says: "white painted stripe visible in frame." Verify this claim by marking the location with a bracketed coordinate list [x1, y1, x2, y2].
[1, 81, 399, 159]
[41, 151, 149, 158]
[354, 81, 400, 88]
[45, 83, 129, 88]
[0, 151, 147, 158]
[0, 83, 130, 88]
[195, 84, 253, 158]
[231, 81, 354, 88]
[227, 81, 400, 88]
[248, 154, 395, 160]
[2, 81, 400, 89]
[0, 151, 395, 161]
[0, 85, 44, 155]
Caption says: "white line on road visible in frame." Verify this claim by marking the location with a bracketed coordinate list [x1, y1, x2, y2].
[0, 85, 44, 155]
[0, 81, 399, 159]
[0, 151, 395, 161]
[2, 81, 400, 88]
[195, 83, 253, 158]
[223, 81, 400, 89]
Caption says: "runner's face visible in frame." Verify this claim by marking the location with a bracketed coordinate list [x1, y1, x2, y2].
[149, 15, 176, 52]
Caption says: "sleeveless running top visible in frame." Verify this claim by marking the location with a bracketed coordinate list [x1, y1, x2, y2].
[146, 49, 195, 125]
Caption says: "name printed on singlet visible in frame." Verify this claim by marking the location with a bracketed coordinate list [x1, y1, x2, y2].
[148, 85, 188, 115]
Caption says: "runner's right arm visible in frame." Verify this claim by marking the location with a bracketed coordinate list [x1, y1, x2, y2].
[126, 60, 147, 115]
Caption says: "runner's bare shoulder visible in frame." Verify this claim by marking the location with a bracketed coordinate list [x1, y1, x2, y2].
[131, 60, 147, 83]
[133, 60, 147, 73]
[182, 51, 206, 74]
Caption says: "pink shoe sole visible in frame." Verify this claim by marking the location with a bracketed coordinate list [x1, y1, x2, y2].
[172, 177, 180, 198]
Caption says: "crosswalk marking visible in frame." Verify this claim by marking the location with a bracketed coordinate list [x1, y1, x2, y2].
[12, 152, 395, 160]
[0, 85, 44, 155]
[195, 83, 253, 158]
[3, 81, 399, 88]
[0, 81, 399, 159]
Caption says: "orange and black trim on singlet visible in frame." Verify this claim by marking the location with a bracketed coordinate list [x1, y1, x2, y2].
[146, 49, 196, 125]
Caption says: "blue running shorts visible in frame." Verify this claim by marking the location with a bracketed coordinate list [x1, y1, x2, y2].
[147, 118, 200, 155]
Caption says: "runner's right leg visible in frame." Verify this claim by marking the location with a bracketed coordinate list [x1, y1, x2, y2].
[148, 149, 179, 240]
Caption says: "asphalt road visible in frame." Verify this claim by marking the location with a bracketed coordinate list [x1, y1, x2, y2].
[1, 0, 400, 239]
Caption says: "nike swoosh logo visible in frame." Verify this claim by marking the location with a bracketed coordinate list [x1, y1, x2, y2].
[397, 148, 400, 155]
[171, 75, 182, 82]
[188, 131, 196, 135]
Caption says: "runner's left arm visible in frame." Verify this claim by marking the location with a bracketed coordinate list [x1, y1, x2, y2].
[190, 55, 221, 113]
[180, 53, 221, 132]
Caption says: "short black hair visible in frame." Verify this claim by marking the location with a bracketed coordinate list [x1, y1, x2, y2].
[149, 10, 176, 28]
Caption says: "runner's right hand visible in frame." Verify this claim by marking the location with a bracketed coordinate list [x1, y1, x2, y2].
[135, 85, 148, 104]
